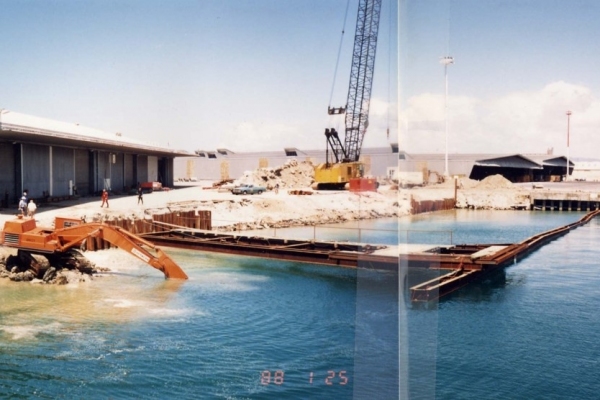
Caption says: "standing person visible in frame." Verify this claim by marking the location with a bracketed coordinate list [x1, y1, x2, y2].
[100, 190, 109, 208]
[137, 186, 144, 205]
[18, 196, 27, 216]
[27, 199, 37, 218]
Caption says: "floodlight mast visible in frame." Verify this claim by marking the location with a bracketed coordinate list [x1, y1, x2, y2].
[440, 56, 454, 177]
[566, 110, 572, 181]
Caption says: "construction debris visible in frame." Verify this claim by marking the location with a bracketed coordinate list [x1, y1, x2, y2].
[0, 252, 103, 284]
[237, 159, 315, 190]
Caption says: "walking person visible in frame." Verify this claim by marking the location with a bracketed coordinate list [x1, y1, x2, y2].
[100, 189, 109, 208]
[27, 199, 37, 218]
[137, 186, 144, 205]
[18, 196, 27, 216]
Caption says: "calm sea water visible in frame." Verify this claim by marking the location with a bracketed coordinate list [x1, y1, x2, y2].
[402, 210, 600, 400]
[2, 211, 599, 399]
[0, 218, 398, 399]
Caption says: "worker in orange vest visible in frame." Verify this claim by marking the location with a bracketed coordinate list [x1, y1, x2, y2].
[101, 190, 109, 208]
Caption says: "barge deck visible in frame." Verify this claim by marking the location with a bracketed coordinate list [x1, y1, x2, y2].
[139, 209, 600, 303]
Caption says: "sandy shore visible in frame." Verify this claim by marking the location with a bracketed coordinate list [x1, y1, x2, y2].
[2, 174, 597, 233]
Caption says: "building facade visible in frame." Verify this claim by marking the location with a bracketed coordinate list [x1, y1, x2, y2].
[0, 110, 188, 204]
[174, 144, 400, 182]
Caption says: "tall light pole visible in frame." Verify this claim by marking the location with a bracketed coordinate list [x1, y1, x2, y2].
[440, 56, 454, 177]
[566, 110, 572, 181]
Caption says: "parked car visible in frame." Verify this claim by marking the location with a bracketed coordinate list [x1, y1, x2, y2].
[232, 184, 266, 195]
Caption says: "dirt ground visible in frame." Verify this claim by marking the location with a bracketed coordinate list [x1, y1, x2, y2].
[0, 184, 402, 232]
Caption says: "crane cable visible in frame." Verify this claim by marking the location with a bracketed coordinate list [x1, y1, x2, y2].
[328, 0, 352, 111]
[386, 0, 392, 141]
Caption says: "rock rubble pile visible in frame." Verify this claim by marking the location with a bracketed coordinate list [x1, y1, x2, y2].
[0, 253, 104, 284]
[238, 159, 315, 189]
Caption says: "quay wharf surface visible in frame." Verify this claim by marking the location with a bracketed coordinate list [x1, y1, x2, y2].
[531, 191, 600, 211]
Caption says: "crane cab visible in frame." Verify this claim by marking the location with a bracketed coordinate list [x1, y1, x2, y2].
[313, 161, 363, 190]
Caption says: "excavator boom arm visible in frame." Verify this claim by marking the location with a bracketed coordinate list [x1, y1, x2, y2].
[50, 223, 188, 279]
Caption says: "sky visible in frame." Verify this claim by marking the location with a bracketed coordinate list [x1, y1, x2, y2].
[0, 0, 398, 154]
[401, 0, 600, 159]
[4, 1, 600, 159]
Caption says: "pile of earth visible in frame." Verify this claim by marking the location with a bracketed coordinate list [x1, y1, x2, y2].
[474, 174, 514, 189]
[237, 159, 315, 189]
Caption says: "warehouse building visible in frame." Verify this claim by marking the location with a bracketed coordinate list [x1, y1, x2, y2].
[0, 109, 189, 205]
[397, 153, 573, 185]
[174, 143, 400, 182]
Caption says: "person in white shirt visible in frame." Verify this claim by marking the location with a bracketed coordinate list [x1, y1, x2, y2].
[27, 199, 37, 218]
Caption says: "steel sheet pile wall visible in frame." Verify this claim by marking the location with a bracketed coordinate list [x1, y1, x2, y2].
[410, 197, 455, 214]
[83, 210, 211, 251]
[151, 210, 211, 231]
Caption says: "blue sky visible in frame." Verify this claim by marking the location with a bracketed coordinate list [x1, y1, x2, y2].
[5, 1, 600, 158]
[0, 0, 398, 153]
[402, 0, 600, 158]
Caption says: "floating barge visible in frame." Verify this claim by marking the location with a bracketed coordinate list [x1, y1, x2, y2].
[140, 229, 399, 271]
[138, 209, 600, 303]
[407, 209, 600, 302]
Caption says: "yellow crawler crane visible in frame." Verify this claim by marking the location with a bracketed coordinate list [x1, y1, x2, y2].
[314, 0, 381, 192]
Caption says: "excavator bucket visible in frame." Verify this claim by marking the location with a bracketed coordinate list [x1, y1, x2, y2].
[156, 248, 189, 280]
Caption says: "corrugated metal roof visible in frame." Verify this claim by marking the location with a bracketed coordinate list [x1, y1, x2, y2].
[403, 153, 505, 162]
[540, 156, 573, 167]
[0, 109, 190, 157]
[189, 145, 399, 160]
[474, 154, 543, 169]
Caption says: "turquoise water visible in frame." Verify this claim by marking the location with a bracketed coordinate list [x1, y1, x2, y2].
[0, 219, 398, 399]
[402, 210, 600, 400]
[3, 211, 599, 399]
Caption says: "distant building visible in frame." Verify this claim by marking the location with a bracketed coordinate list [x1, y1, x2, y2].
[174, 144, 400, 182]
[0, 109, 188, 204]
[398, 152, 573, 184]
[571, 159, 600, 181]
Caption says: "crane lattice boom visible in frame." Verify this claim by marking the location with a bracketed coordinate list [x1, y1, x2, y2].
[344, 0, 382, 162]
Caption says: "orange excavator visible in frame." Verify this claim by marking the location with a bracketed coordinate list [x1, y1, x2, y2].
[0, 216, 188, 280]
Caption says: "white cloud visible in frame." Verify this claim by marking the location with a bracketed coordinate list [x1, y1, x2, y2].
[217, 121, 311, 152]
[401, 81, 600, 158]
